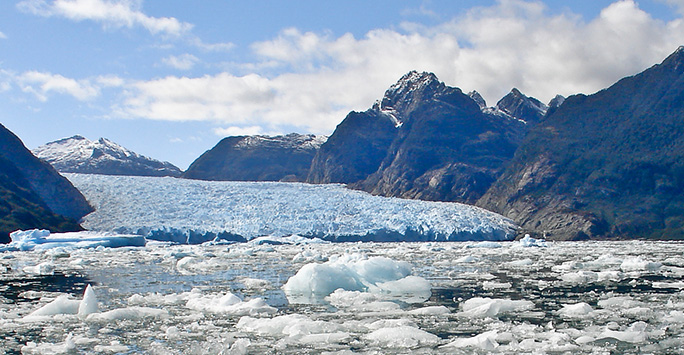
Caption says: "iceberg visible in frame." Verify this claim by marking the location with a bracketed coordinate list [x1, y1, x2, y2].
[66, 174, 516, 244]
[1, 229, 146, 252]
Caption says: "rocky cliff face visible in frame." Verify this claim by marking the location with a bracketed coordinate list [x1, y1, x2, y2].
[308, 71, 533, 204]
[0, 124, 91, 242]
[34, 135, 182, 177]
[184, 133, 326, 182]
[477, 46, 684, 240]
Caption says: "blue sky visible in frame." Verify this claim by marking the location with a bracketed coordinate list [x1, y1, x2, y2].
[1, 0, 683, 169]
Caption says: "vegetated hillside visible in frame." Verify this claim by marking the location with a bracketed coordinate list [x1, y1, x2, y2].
[308, 71, 544, 204]
[34, 135, 182, 177]
[0, 124, 90, 242]
[478, 46, 684, 240]
[183, 134, 327, 182]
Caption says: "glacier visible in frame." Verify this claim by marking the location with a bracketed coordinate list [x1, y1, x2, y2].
[65, 174, 516, 244]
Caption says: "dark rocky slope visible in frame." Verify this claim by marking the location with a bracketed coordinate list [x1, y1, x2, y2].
[184, 133, 326, 182]
[308, 71, 539, 204]
[477, 46, 684, 240]
[0, 124, 91, 242]
[34, 135, 182, 177]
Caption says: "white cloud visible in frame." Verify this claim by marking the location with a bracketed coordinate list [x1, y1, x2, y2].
[659, 0, 684, 14]
[17, 71, 122, 101]
[17, 0, 192, 36]
[161, 54, 199, 70]
[0, 31, 7, 39]
[213, 126, 266, 137]
[115, 1, 684, 135]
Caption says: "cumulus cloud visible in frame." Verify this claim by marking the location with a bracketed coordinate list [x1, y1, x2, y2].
[162, 54, 199, 70]
[17, 0, 193, 36]
[114, 0, 684, 135]
[17, 71, 123, 101]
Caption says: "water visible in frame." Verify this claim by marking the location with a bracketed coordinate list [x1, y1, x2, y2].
[1, 240, 684, 353]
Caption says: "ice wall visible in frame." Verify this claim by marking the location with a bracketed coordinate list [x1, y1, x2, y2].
[67, 174, 516, 244]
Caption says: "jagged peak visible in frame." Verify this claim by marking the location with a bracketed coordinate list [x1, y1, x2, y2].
[468, 91, 487, 108]
[662, 45, 684, 71]
[384, 71, 442, 99]
[548, 94, 566, 108]
[496, 88, 548, 122]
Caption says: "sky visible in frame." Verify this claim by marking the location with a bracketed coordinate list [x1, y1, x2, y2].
[1, 0, 684, 170]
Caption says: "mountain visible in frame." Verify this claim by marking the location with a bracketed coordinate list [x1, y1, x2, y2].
[0, 124, 91, 242]
[478, 46, 684, 240]
[183, 133, 327, 182]
[308, 71, 533, 204]
[496, 88, 548, 124]
[34, 135, 182, 177]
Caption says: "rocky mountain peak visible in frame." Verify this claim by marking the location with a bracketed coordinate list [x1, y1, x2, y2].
[379, 71, 446, 119]
[468, 91, 487, 108]
[548, 95, 566, 109]
[496, 88, 548, 123]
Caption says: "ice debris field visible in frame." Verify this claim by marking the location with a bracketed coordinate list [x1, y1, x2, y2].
[2, 237, 684, 354]
[65, 173, 516, 243]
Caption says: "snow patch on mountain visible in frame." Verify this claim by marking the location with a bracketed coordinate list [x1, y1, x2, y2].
[33, 136, 182, 177]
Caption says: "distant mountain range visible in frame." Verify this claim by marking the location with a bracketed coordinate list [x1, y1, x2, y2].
[33, 135, 182, 177]
[7, 46, 684, 241]
[0, 124, 92, 242]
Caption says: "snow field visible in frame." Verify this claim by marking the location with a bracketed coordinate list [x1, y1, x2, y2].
[1, 239, 684, 353]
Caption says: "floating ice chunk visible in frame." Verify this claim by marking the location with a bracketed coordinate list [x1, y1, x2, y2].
[598, 296, 642, 309]
[364, 326, 440, 348]
[249, 235, 329, 245]
[459, 297, 534, 318]
[408, 306, 451, 315]
[442, 330, 499, 350]
[483, 281, 513, 290]
[236, 314, 341, 338]
[516, 234, 548, 247]
[298, 332, 351, 345]
[292, 249, 328, 263]
[557, 302, 594, 317]
[325, 289, 400, 312]
[508, 258, 534, 267]
[620, 257, 662, 272]
[561, 271, 598, 284]
[185, 292, 276, 315]
[86, 307, 169, 321]
[597, 321, 648, 343]
[24, 295, 80, 319]
[467, 241, 503, 248]
[20, 333, 76, 354]
[240, 277, 273, 290]
[78, 284, 98, 318]
[23, 262, 55, 275]
[283, 254, 430, 303]
[455, 255, 477, 263]
[653, 281, 684, 289]
[1, 229, 145, 252]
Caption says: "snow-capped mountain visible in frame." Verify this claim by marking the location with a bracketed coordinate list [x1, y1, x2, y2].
[33, 135, 182, 177]
[183, 133, 327, 182]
